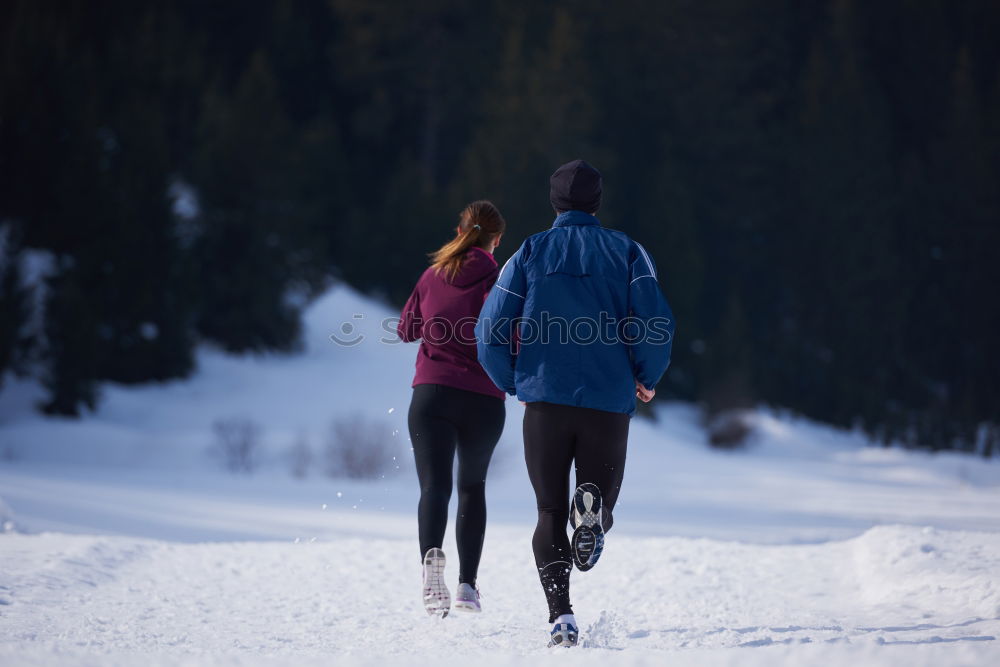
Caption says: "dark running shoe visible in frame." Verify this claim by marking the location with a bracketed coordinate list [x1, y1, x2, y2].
[548, 616, 579, 648]
[570, 483, 604, 572]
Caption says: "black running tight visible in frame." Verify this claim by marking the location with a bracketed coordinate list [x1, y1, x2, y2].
[523, 401, 630, 621]
[408, 383, 505, 585]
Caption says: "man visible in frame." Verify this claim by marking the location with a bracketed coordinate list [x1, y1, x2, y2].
[475, 159, 674, 647]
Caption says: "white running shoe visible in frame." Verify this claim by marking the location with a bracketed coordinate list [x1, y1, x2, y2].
[548, 614, 579, 648]
[453, 582, 482, 613]
[422, 548, 450, 617]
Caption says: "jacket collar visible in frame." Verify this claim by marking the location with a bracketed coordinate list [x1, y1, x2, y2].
[552, 210, 601, 228]
[468, 245, 498, 266]
[448, 246, 498, 287]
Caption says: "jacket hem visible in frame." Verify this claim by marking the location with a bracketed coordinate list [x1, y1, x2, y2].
[412, 377, 506, 401]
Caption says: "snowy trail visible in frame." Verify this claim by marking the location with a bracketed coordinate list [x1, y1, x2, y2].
[2, 526, 999, 665]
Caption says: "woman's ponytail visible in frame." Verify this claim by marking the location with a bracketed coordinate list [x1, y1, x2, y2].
[430, 201, 506, 280]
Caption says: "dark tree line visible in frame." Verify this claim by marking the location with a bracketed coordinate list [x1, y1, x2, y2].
[1, 1, 997, 453]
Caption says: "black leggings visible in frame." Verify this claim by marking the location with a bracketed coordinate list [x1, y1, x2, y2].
[523, 401, 630, 621]
[408, 383, 505, 585]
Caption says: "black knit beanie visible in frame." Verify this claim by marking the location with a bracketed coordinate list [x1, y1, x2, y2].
[550, 159, 602, 214]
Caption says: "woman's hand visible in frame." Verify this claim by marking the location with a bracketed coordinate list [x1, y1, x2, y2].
[636, 380, 655, 403]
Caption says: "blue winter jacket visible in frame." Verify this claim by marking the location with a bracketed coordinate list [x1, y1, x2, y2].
[475, 210, 674, 416]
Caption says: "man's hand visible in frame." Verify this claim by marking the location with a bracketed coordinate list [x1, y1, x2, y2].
[636, 380, 655, 403]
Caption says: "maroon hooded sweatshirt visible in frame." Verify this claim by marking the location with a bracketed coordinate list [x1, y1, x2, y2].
[398, 247, 505, 400]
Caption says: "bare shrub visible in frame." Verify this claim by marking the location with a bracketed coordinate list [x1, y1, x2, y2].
[324, 415, 397, 479]
[0, 496, 16, 533]
[702, 362, 755, 450]
[706, 409, 755, 449]
[978, 423, 999, 459]
[288, 434, 313, 479]
[212, 417, 261, 473]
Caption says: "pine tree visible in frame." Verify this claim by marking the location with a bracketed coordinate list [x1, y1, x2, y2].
[785, 0, 902, 430]
[0, 225, 34, 389]
[454, 7, 600, 249]
[918, 47, 1000, 449]
[190, 51, 305, 352]
[40, 263, 102, 415]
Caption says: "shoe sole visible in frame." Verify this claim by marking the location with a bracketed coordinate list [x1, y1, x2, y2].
[548, 625, 579, 648]
[422, 548, 450, 617]
[571, 483, 604, 572]
[453, 599, 482, 613]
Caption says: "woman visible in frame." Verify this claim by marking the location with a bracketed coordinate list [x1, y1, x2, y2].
[398, 200, 507, 617]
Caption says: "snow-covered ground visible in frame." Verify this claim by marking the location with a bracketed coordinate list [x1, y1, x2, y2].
[2, 285, 999, 665]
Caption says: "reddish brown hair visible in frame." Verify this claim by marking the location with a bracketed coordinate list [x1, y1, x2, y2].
[430, 200, 506, 280]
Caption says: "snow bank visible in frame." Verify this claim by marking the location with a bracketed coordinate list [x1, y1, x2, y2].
[2, 283, 1000, 547]
[1, 525, 998, 664]
[0, 284, 418, 469]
